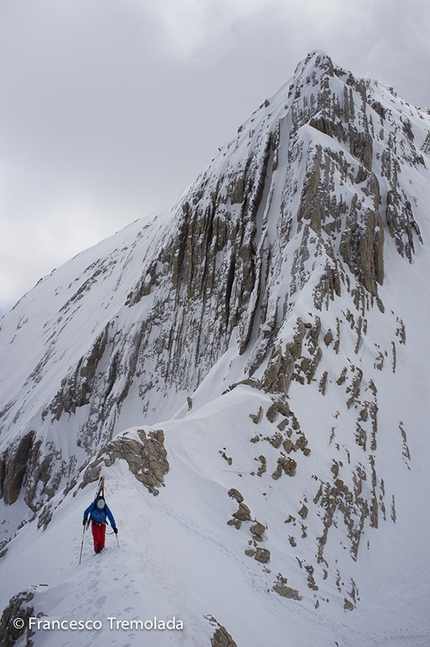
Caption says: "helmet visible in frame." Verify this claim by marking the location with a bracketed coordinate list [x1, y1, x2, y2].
[96, 499, 105, 509]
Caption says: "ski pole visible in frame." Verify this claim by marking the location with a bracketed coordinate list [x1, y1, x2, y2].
[79, 524, 86, 564]
[115, 530, 120, 549]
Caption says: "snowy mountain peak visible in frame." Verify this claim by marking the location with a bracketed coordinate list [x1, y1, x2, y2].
[1, 52, 430, 646]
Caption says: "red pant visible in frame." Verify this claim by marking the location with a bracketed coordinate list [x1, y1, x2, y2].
[91, 522, 106, 553]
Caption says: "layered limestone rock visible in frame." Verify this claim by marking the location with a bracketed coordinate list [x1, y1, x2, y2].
[0, 431, 75, 512]
[80, 429, 169, 497]
[211, 626, 238, 647]
[272, 574, 302, 601]
[0, 431, 35, 505]
[206, 616, 238, 647]
[0, 590, 42, 647]
[221, 333, 404, 607]
[42, 54, 420, 446]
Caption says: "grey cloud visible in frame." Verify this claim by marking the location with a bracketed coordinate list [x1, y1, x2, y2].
[0, 0, 429, 311]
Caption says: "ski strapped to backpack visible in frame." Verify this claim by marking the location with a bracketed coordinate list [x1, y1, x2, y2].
[84, 476, 106, 530]
[94, 475, 105, 501]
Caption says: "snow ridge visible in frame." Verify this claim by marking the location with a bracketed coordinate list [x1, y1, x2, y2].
[0, 51, 430, 646]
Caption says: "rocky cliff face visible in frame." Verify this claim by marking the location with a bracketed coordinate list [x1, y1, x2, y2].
[0, 51, 429, 589]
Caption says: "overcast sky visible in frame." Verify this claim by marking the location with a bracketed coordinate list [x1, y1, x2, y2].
[1, 0, 429, 314]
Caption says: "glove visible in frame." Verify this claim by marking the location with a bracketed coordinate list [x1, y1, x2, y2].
[113, 527, 118, 535]
[82, 519, 87, 526]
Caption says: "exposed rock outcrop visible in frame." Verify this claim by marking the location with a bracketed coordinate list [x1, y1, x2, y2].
[0, 590, 44, 647]
[81, 429, 169, 496]
[206, 616, 238, 647]
[272, 574, 302, 601]
[0, 432, 35, 505]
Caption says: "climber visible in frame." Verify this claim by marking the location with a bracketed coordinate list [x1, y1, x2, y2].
[83, 496, 118, 554]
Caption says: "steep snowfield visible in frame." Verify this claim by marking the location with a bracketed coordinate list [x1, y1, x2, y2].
[1, 50, 430, 646]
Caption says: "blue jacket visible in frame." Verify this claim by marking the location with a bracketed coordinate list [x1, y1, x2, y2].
[83, 498, 116, 528]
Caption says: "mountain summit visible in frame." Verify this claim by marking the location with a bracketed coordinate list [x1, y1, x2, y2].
[0, 51, 429, 646]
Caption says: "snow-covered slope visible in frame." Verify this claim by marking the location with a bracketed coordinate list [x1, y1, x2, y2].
[1, 51, 430, 646]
